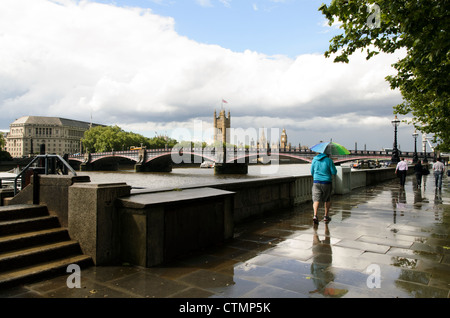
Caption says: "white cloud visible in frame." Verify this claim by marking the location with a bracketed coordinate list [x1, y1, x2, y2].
[219, 0, 232, 8]
[319, 16, 343, 33]
[0, 0, 408, 150]
[195, 0, 213, 7]
[195, 0, 231, 7]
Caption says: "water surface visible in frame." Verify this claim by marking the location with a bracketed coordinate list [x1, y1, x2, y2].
[78, 163, 312, 190]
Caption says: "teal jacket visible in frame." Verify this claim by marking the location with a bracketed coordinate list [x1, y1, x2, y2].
[311, 153, 337, 182]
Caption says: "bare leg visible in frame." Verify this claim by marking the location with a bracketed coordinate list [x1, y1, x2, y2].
[313, 201, 320, 217]
[324, 201, 331, 216]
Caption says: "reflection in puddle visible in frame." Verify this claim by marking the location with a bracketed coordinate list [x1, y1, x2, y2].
[309, 224, 348, 297]
[211, 176, 448, 298]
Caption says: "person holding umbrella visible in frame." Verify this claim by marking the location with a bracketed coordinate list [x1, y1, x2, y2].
[310, 142, 342, 224]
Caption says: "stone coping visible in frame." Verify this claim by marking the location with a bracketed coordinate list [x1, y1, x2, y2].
[129, 175, 299, 195]
[118, 187, 235, 209]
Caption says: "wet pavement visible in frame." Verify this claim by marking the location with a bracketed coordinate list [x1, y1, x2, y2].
[1, 172, 449, 300]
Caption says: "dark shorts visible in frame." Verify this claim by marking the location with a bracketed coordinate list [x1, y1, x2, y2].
[312, 183, 332, 203]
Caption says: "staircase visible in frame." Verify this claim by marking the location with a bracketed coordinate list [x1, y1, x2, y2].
[0, 204, 92, 288]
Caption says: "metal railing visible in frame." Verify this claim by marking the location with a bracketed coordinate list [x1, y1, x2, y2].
[13, 154, 77, 196]
[0, 176, 19, 189]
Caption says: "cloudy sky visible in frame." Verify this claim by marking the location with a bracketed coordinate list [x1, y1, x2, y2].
[0, 0, 425, 152]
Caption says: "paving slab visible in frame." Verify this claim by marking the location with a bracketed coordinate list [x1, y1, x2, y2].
[0, 172, 448, 300]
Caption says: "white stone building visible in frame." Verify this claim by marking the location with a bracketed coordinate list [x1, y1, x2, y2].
[5, 116, 100, 158]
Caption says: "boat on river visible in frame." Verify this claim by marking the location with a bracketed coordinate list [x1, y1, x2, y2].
[200, 161, 215, 168]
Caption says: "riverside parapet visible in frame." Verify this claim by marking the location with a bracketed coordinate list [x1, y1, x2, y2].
[2, 166, 402, 267]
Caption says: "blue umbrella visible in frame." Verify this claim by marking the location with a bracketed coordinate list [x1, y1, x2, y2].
[310, 141, 350, 155]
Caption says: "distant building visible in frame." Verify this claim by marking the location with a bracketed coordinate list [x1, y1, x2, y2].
[213, 109, 230, 144]
[5, 116, 101, 158]
[280, 128, 288, 149]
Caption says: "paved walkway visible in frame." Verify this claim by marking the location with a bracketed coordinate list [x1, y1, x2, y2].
[1, 172, 449, 299]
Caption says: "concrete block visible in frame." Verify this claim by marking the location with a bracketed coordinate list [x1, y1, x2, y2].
[68, 182, 131, 265]
[335, 166, 351, 194]
[117, 187, 235, 267]
[120, 210, 149, 266]
[39, 175, 91, 227]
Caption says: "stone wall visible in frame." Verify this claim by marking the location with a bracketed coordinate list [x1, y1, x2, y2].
[334, 166, 413, 195]
[68, 183, 131, 265]
[211, 176, 296, 223]
[116, 188, 234, 267]
[3, 166, 413, 268]
[4, 174, 90, 227]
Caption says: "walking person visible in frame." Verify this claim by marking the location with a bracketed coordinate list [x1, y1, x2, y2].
[432, 158, 445, 189]
[395, 158, 408, 187]
[414, 160, 423, 187]
[311, 150, 337, 224]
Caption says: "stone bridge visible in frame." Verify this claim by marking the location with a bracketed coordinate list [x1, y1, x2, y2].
[68, 147, 433, 173]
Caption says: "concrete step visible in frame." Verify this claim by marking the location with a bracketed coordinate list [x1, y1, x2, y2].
[0, 240, 83, 272]
[0, 215, 60, 237]
[0, 204, 49, 222]
[0, 228, 71, 253]
[0, 204, 93, 289]
[0, 254, 93, 289]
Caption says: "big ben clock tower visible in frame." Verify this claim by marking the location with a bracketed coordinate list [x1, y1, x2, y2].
[280, 128, 288, 149]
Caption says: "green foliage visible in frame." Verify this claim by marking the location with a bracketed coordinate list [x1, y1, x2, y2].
[0, 150, 13, 161]
[319, 0, 450, 151]
[0, 132, 5, 149]
[82, 125, 178, 153]
[0, 133, 12, 160]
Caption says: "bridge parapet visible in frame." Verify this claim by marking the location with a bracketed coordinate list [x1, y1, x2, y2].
[68, 147, 436, 172]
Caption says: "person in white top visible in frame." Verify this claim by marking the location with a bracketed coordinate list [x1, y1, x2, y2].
[432, 158, 445, 189]
[395, 158, 408, 187]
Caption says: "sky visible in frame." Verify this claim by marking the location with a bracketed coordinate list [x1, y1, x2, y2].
[0, 0, 428, 152]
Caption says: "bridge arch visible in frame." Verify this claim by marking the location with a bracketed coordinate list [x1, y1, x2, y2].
[158, 149, 217, 165]
[69, 157, 84, 163]
[276, 153, 313, 164]
[334, 156, 392, 164]
[90, 154, 138, 163]
[88, 155, 137, 171]
[137, 150, 218, 172]
[228, 153, 312, 164]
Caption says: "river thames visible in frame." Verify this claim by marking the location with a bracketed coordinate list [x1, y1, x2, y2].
[78, 163, 313, 190]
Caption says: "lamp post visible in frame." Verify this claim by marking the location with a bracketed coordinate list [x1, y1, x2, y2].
[391, 115, 400, 164]
[422, 133, 428, 164]
[412, 130, 419, 163]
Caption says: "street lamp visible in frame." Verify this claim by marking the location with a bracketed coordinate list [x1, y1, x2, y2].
[422, 133, 428, 164]
[412, 130, 419, 163]
[391, 115, 400, 164]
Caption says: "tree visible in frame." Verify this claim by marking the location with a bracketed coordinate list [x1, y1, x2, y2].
[319, 0, 449, 151]
[0, 132, 5, 149]
[0, 133, 12, 161]
[81, 125, 177, 153]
